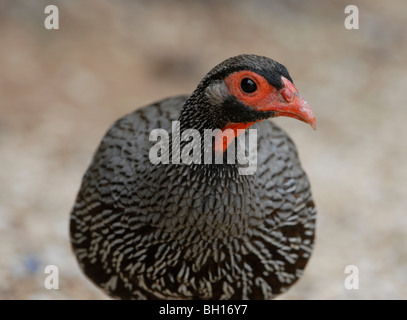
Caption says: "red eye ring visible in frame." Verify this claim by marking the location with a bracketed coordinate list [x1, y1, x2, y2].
[225, 70, 275, 109]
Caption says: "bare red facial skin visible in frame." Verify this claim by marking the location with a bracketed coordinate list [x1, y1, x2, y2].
[280, 76, 297, 102]
[224, 70, 282, 112]
[215, 71, 316, 153]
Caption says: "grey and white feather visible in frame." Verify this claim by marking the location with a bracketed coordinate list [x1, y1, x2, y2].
[70, 54, 316, 300]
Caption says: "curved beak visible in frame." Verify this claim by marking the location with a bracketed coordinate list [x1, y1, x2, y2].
[271, 77, 316, 130]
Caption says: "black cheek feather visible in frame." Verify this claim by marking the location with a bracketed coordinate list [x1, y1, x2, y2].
[255, 65, 292, 90]
[222, 96, 275, 123]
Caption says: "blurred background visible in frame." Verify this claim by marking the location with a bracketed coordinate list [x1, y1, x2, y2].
[1, 0, 406, 299]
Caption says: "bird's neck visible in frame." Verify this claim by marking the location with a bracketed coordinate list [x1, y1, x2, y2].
[178, 88, 229, 129]
[174, 94, 242, 178]
[155, 95, 259, 241]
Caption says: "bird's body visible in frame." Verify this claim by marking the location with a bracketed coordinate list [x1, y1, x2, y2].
[70, 55, 316, 299]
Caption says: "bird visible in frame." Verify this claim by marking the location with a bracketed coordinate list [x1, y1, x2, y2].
[70, 54, 317, 300]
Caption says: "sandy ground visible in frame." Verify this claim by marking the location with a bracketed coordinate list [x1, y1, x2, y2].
[0, 0, 406, 299]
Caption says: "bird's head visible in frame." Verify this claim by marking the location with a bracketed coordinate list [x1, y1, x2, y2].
[181, 54, 316, 152]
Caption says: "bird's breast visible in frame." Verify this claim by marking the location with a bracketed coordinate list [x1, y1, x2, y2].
[144, 163, 260, 244]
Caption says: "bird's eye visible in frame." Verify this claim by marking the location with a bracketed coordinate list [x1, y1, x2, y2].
[240, 78, 257, 93]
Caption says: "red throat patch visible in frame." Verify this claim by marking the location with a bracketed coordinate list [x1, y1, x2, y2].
[214, 121, 257, 153]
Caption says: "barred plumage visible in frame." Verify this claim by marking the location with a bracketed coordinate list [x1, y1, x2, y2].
[70, 54, 316, 299]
